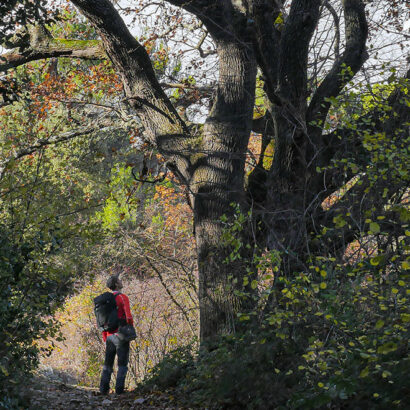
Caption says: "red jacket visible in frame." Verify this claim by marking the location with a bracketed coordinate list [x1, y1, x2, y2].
[102, 291, 133, 342]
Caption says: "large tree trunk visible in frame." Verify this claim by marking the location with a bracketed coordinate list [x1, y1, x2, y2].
[192, 38, 257, 340]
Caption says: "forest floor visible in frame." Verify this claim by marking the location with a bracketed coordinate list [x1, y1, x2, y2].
[25, 375, 185, 409]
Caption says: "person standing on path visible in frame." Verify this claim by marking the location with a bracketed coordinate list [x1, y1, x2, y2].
[99, 275, 134, 394]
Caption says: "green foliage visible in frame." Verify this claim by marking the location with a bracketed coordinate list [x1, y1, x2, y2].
[142, 345, 195, 390]
[253, 75, 267, 119]
[95, 163, 140, 231]
[0, 225, 67, 407]
[47, 7, 98, 41]
[0, 19, 138, 403]
[82, 346, 103, 386]
[147, 253, 408, 408]
[1, 5, 408, 409]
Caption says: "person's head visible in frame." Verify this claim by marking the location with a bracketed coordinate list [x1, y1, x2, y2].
[106, 275, 123, 291]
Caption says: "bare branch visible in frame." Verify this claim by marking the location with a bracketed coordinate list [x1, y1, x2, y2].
[131, 166, 168, 184]
[144, 253, 196, 334]
[306, 0, 368, 130]
[159, 81, 213, 93]
[194, 29, 216, 58]
[323, 0, 340, 59]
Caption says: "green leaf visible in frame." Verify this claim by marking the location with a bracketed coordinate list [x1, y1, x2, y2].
[377, 342, 397, 355]
[0, 365, 9, 376]
[401, 313, 410, 323]
[375, 320, 384, 329]
[359, 366, 369, 378]
[333, 215, 347, 228]
[369, 222, 380, 234]
[370, 254, 384, 266]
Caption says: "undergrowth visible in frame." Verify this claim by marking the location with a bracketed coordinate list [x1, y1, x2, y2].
[141, 257, 409, 409]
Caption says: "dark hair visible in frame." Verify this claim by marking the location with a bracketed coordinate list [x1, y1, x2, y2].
[106, 275, 119, 291]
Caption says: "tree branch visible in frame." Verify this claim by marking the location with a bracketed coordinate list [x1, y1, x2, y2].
[316, 174, 408, 260]
[70, 0, 194, 186]
[278, 0, 321, 110]
[0, 25, 105, 72]
[306, 0, 368, 129]
[144, 252, 196, 334]
[323, 0, 340, 60]
[250, 0, 282, 104]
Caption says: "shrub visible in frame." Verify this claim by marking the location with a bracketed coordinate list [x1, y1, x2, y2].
[139, 227, 409, 409]
[0, 226, 69, 407]
[142, 344, 195, 391]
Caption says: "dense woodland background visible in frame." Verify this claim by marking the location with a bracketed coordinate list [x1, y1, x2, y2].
[0, 0, 409, 408]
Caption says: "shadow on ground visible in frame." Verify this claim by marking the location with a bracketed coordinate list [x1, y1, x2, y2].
[25, 375, 183, 409]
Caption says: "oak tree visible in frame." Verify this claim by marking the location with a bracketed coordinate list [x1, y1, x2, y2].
[1, 0, 408, 342]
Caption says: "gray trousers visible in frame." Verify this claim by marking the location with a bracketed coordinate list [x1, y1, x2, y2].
[99, 334, 130, 394]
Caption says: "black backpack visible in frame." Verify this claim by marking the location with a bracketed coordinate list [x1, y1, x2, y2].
[94, 292, 119, 332]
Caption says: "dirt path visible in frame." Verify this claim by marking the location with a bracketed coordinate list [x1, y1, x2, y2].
[26, 376, 183, 409]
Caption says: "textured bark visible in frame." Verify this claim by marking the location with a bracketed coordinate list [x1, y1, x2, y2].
[278, 0, 321, 111]
[71, 0, 187, 142]
[68, 2, 199, 233]
[192, 37, 257, 340]
[243, 0, 372, 275]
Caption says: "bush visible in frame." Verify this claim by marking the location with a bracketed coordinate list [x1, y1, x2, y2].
[142, 344, 195, 391]
[0, 226, 70, 406]
[139, 245, 409, 409]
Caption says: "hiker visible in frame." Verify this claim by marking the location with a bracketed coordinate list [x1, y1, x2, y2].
[99, 275, 133, 395]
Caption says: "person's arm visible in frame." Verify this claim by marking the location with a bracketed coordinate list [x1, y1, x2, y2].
[118, 293, 133, 325]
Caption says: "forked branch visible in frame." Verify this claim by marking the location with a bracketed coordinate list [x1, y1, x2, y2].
[306, 0, 368, 130]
